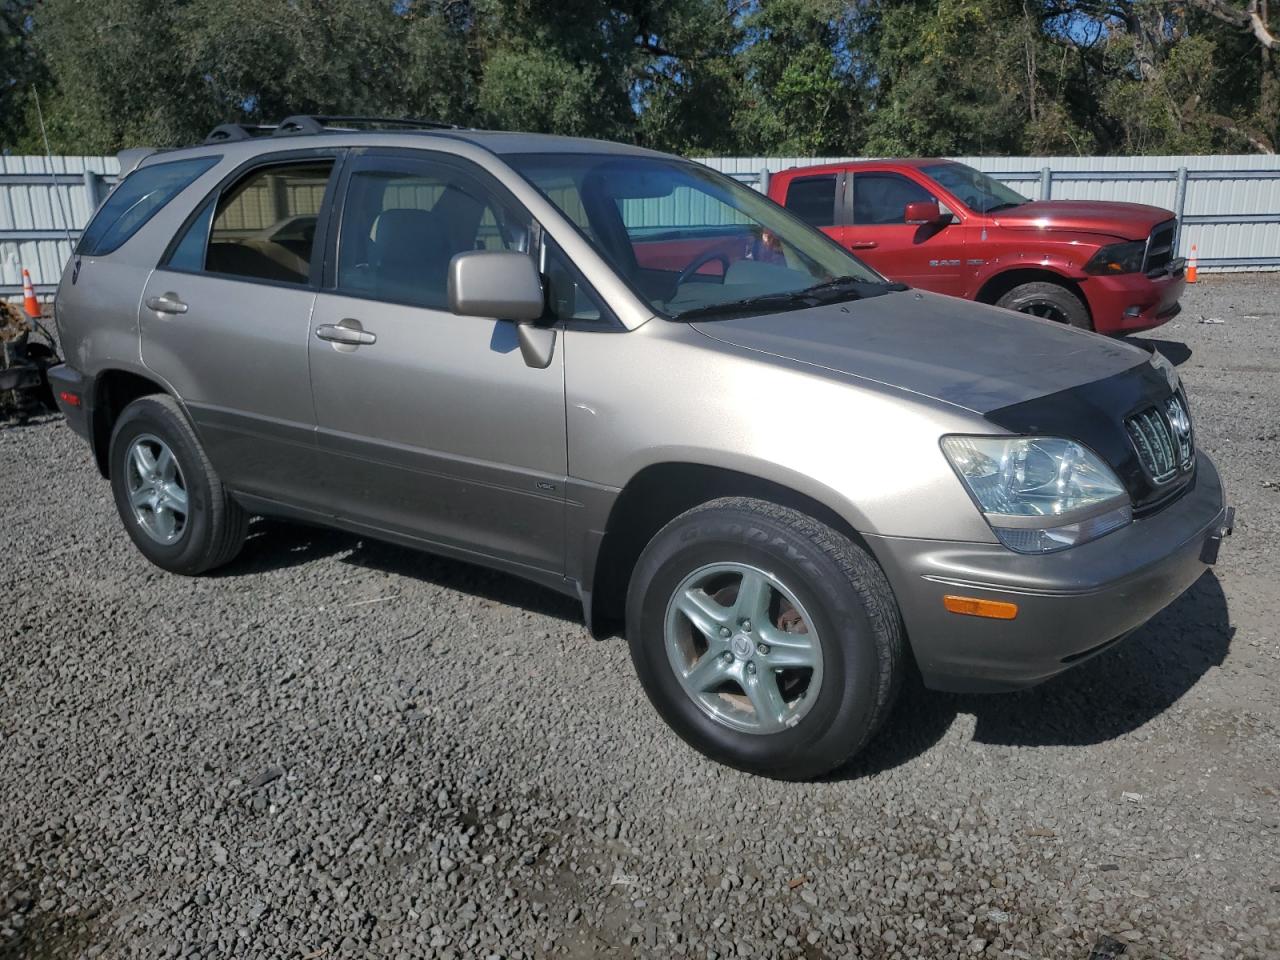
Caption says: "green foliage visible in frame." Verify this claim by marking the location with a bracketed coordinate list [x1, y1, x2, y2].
[2, 0, 1276, 155]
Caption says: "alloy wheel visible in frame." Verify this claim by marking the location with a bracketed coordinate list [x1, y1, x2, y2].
[124, 434, 189, 545]
[663, 562, 824, 734]
[1016, 299, 1071, 324]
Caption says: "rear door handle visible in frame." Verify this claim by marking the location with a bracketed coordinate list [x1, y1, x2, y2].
[315, 320, 377, 346]
[145, 293, 188, 314]
[848, 241, 879, 250]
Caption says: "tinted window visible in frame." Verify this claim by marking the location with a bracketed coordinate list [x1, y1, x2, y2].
[165, 201, 214, 272]
[77, 156, 219, 257]
[205, 161, 333, 284]
[336, 158, 529, 309]
[784, 175, 838, 228]
[543, 239, 607, 325]
[852, 173, 934, 225]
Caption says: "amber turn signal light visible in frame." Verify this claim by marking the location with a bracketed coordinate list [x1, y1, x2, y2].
[943, 595, 1018, 620]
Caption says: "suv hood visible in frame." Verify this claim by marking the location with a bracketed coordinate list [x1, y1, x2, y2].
[991, 200, 1171, 240]
[691, 290, 1149, 414]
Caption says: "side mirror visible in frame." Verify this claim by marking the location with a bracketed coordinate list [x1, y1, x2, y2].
[448, 250, 544, 322]
[904, 201, 944, 225]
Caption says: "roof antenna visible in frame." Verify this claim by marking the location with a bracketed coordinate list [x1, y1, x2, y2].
[32, 87, 77, 254]
[27, 86, 69, 346]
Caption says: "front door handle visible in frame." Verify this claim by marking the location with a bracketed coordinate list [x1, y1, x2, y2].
[847, 241, 879, 250]
[316, 319, 377, 347]
[146, 293, 188, 314]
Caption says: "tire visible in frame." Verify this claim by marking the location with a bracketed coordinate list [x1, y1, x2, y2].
[996, 281, 1091, 330]
[625, 497, 904, 780]
[108, 394, 248, 575]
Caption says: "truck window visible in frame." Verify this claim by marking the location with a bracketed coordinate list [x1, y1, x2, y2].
[852, 173, 934, 225]
[784, 175, 838, 228]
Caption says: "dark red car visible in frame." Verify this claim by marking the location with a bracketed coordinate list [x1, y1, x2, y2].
[765, 159, 1186, 334]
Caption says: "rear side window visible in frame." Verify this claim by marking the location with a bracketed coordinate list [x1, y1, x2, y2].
[77, 156, 219, 257]
[204, 161, 334, 284]
[784, 174, 838, 228]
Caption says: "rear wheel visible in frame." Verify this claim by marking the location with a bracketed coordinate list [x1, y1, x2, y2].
[996, 281, 1091, 330]
[108, 394, 248, 574]
[626, 497, 904, 780]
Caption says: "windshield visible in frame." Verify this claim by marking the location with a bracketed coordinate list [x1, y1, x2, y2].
[506, 153, 894, 320]
[920, 162, 1027, 214]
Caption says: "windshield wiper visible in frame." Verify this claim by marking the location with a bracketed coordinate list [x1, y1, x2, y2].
[985, 201, 1025, 213]
[672, 291, 816, 321]
[671, 276, 907, 321]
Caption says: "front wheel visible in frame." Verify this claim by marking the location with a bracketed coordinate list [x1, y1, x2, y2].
[996, 281, 1092, 330]
[625, 497, 904, 780]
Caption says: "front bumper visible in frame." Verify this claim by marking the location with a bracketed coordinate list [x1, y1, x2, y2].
[1083, 265, 1185, 335]
[868, 451, 1230, 693]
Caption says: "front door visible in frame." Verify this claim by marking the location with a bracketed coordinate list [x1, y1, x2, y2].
[140, 154, 338, 506]
[846, 171, 966, 295]
[307, 150, 567, 575]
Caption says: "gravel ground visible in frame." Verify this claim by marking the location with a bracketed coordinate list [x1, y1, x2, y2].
[2, 274, 1278, 960]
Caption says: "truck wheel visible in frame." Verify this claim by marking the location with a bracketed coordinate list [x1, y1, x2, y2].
[108, 394, 248, 575]
[997, 281, 1091, 330]
[625, 497, 904, 780]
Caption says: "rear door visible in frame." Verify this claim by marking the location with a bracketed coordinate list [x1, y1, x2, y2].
[846, 170, 966, 295]
[306, 149, 567, 575]
[140, 151, 340, 507]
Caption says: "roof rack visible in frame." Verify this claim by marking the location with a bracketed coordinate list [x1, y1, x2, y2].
[202, 116, 461, 145]
[273, 115, 461, 136]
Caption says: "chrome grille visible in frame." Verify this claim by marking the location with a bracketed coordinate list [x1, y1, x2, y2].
[1144, 219, 1176, 275]
[1126, 394, 1193, 484]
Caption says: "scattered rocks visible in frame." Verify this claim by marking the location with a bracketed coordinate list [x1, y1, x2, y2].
[1, 275, 1277, 958]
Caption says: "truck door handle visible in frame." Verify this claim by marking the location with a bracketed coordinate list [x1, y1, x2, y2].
[315, 320, 377, 346]
[145, 293, 188, 314]
[848, 241, 878, 250]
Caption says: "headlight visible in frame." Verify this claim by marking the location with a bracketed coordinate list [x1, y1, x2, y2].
[941, 436, 1131, 553]
[1084, 240, 1145, 275]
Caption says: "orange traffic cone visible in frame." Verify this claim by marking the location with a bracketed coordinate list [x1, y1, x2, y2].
[21, 268, 40, 318]
[1186, 245, 1198, 284]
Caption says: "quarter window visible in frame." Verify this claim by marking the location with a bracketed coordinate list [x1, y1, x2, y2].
[201, 161, 334, 284]
[784, 174, 839, 228]
[852, 173, 934, 225]
[78, 155, 219, 257]
[336, 157, 529, 309]
[542, 239, 608, 325]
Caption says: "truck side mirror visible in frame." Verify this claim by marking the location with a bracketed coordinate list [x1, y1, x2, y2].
[904, 201, 944, 225]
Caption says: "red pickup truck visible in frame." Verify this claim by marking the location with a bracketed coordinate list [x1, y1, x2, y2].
[765, 159, 1186, 334]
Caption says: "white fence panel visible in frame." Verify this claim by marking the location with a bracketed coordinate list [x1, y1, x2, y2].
[4, 151, 1279, 297]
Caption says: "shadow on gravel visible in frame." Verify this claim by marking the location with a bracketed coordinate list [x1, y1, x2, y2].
[1125, 336, 1192, 367]
[217, 517, 584, 623]
[832, 571, 1232, 778]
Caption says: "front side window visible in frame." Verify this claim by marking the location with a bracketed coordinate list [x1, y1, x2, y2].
[851, 173, 934, 225]
[336, 157, 529, 309]
[508, 153, 890, 321]
[784, 174, 838, 228]
[202, 161, 334, 284]
[78, 155, 219, 257]
[920, 162, 1027, 214]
